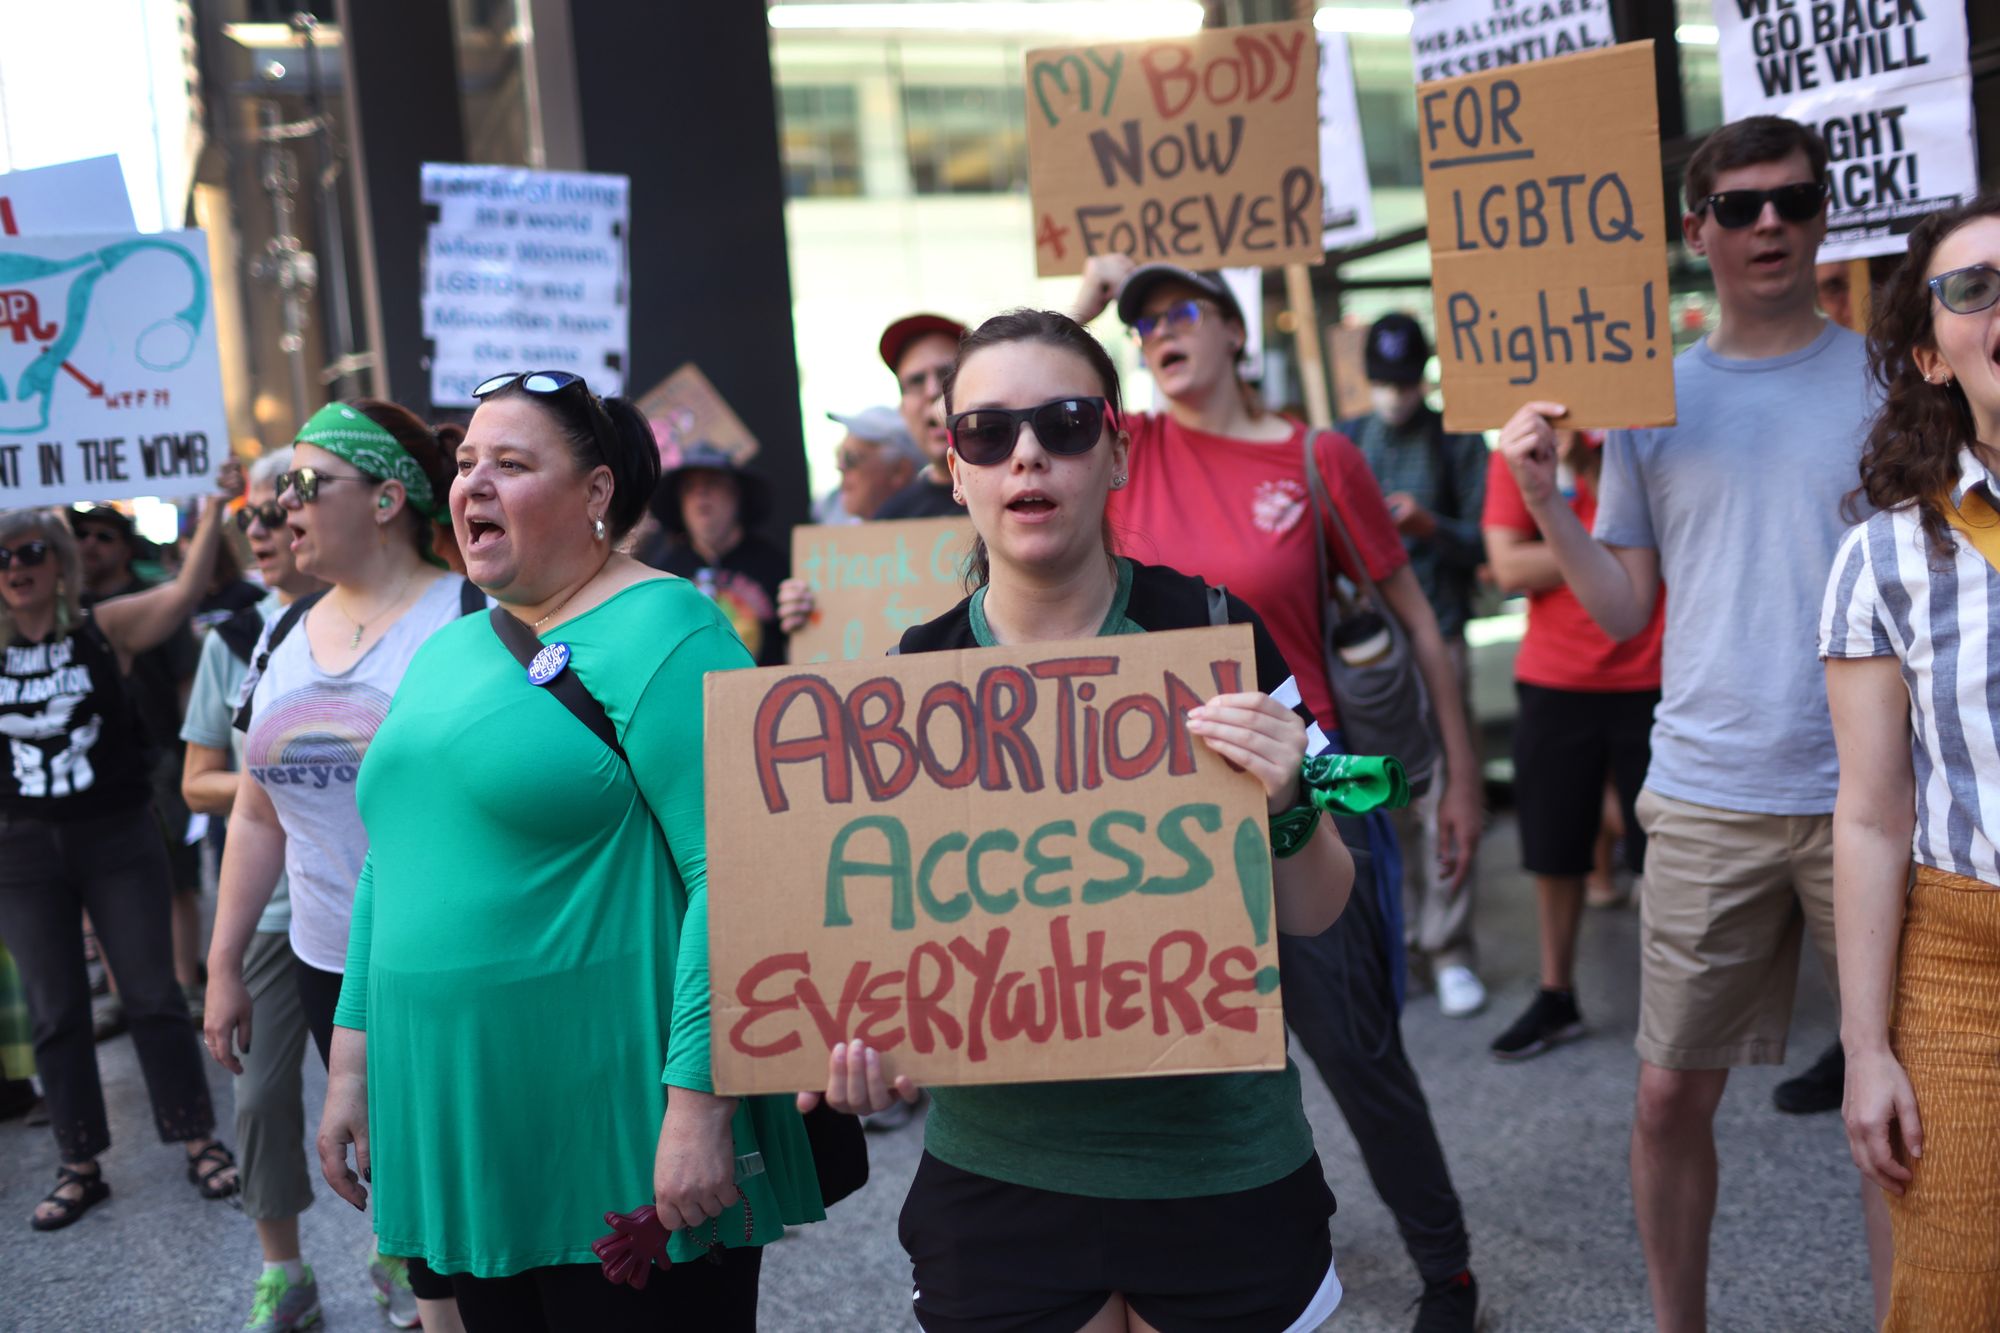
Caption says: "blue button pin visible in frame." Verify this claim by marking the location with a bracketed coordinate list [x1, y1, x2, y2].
[527, 642, 571, 686]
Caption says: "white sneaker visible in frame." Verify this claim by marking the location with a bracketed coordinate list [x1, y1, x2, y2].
[1436, 965, 1487, 1018]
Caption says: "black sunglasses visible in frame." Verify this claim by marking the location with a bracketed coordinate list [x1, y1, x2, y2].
[1698, 182, 1828, 229]
[472, 371, 613, 461]
[1929, 264, 2000, 317]
[0, 539, 50, 570]
[276, 467, 371, 504]
[234, 500, 288, 533]
[947, 397, 1110, 467]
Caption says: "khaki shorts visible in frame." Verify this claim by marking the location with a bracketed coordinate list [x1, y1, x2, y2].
[1632, 788, 1838, 1070]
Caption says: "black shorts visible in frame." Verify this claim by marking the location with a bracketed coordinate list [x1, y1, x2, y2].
[1513, 682, 1659, 877]
[897, 1152, 1337, 1333]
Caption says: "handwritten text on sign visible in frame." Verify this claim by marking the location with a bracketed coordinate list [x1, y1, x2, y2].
[1024, 20, 1323, 277]
[0, 229, 225, 508]
[1419, 42, 1674, 431]
[787, 517, 975, 664]
[705, 626, 1284, 1095]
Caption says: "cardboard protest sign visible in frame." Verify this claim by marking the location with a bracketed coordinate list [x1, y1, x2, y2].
[1410, 0, 1617, 84]
[788, 517, 975, 664]
[0, 229, 226, 508]
[1716, 0, 1976, 261]
[0, 157, 136, 237]
[635, 362, 760, 466]
[1024, 20, 1323, 277]
[1418, 42, 1674, 431]
[706, 625, 1286, 1095]
[421, 164, 630, 406]
[1317, 33, 1376, 251]
[1329, 323, 1375, 420]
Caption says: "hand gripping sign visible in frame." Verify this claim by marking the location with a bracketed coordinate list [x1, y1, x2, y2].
[1418, 42, 1676, 431]
[705, 625, 1286, 1096]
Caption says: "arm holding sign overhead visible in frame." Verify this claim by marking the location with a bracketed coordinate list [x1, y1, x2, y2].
[1496, 402, 1660, 641]
[94, 459, 244, 664]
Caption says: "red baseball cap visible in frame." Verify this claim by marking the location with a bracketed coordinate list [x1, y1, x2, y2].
[878, 313, 967, 375]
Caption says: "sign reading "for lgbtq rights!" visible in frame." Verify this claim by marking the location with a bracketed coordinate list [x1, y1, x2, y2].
[705, 626, 1286, 1095]
[1024, 20, 1324, 277]
[1419, 42, 1676, 431]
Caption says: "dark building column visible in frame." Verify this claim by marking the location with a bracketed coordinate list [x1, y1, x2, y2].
[336, 0, 467, 416]
[567, 5, 809, 535]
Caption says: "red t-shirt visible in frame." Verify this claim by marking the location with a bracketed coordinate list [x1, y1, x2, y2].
[1481, 449, 1664, 692]
[1108, 412, 1407, 728]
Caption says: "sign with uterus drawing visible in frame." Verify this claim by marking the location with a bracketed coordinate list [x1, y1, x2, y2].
[0, 229, 227, 508]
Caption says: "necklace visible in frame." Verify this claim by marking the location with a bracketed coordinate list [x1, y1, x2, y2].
[337, 572, 413, 649]
[532, 575, 594, 632]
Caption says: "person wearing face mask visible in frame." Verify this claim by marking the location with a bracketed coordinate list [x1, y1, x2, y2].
[1821, 193, 2000, 1331]
[1072, 258, 1486, 1332]
[637, 445, 787, 666]
[1343, 313, 1492, 1021]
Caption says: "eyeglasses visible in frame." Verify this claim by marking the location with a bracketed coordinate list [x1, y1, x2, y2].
[0, 540, 49, 570]
[835, 443, 878, 471]
[234, 500, 287, 533]
[276, 467, 371, 504]
[1697, 182, 1828, 229]
[947, 397, 1110, 467]
[1131, 299, 1207, 341]
[1929, 264, 2000, 316]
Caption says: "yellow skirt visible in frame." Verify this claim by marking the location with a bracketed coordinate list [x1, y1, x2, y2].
[1884, 865, 2000, 1332]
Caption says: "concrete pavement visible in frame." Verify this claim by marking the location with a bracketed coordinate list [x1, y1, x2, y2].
[0, 814, 1874, 1331]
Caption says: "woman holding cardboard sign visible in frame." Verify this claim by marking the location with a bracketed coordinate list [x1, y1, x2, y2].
[808, 309, 1364, 1333]
[1821, 194, 2000, 1328]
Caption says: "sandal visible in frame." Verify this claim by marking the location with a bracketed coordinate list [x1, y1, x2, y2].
[30, 1164, 109, 1231]
[187, 1141, 240, 1200]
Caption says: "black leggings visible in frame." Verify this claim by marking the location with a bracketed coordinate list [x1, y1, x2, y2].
[295, 958, 452, 1301]
[450, 1250, 763, 1332]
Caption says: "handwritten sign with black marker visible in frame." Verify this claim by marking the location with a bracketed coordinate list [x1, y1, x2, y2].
[1418, 42, 1674, 431]
[706, 625, 1284, 1094]
[1023, 20, 1323, 277]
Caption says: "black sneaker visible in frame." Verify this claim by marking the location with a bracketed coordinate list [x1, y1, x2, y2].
[1489, 988, 1584, 1061]
[1412, 1270, 1482, 1333]
[1773, 1040, 1844, 1114]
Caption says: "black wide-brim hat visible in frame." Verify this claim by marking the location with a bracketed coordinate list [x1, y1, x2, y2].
[654, 442, 771, 536]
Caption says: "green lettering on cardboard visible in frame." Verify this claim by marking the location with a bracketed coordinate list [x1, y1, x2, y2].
[824, 814, 914, 930]
[1023, 819, 1076, 908]
[1141, 802, 1220, 896]
[1081, 809, 1147, 903]
[917, 830, 972, 924]
[967, 828, 1021, 914]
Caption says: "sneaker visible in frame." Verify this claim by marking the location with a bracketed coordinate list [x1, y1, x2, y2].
[244, 1265, 321, 1331]
[1412, 1269, 1483, 1332]
[1436, 965, 1487, 1018]
[370, 1252, 421, 1328]
[1490, 989, 1585, 1061]
[1773, 1040, 1844, 1115]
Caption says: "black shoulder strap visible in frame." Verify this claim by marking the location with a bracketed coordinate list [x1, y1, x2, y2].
[215, 605, 267, 665]
[457, 578, 486, 617]
[1427, 410, 1460, 520]
[487, 607, 626, 764]
[232, 589, 327, 733]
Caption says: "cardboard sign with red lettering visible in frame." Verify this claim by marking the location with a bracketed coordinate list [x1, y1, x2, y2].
[635, 362, 759, 465]
[706, 625, 1285, 1095]
[1419, 42, 1676, 430]
[1024, 20, 1323, 277]
[788, 517, 976, 664]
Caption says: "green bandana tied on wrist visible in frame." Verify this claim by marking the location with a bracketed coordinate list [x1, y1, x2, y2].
[1269, 753, 1410, 859]
[294, 402, 448, 526]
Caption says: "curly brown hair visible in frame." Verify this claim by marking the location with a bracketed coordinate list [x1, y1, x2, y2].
[1850, 192, 2000, 561]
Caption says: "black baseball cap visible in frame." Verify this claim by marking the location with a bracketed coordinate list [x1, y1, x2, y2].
[1364, 313, 1430, 386]
[1115, 264, 1244, 327]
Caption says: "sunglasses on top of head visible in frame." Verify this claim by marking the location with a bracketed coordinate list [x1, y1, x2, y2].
[947, 397, 1111, 467]
[0, 539, 50, 570]
[1929, 264, 2000, 317]
[472, 370, 614, 460]
[234, 500, 288, 533]
[1697, 182, 1828, 230]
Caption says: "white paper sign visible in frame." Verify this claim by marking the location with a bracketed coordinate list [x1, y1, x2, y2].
[420, 164, 631, 407]
[0, 230, 226, 508]
[0, 157, 137, 237]
[1318, 33, 1377, 251]
[1220, 268, 1265, 371]
[1408, 0, 1617, 85]
[1716, 0, 1976, 260]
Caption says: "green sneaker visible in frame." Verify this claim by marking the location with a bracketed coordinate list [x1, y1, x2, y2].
[244, 1265, 321, 1331]
[370, 1251, 421, 1329]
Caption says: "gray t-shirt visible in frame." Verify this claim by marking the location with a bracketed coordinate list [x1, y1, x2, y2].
[1594, 322, 1873, 815]
[181, 590, 291, 935]
[243, 575, 471, 971]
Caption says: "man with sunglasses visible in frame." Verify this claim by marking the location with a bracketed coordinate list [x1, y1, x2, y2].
[1496, 115, 1887, 1330]
[872, 312, 969, 521]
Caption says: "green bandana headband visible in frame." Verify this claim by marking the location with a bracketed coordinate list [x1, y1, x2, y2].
[294, 402, 446, 523]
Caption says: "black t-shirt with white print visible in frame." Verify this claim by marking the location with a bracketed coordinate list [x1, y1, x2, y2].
[0, 614, 152, 821]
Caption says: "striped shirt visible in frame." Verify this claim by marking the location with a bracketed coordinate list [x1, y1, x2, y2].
[1820, 447, 2000, 884]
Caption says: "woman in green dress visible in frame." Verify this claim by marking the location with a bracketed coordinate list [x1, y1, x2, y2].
[317, 372, 822, 1331]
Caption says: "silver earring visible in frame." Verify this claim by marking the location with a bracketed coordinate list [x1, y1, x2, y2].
[592, 517, 606, 541]
[1110, 475, 1127, 490]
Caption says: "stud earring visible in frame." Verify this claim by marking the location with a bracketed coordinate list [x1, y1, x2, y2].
[1111, 475, 1127, 490]
[592, 517, 607, 542]
[951, 490, 964, 504]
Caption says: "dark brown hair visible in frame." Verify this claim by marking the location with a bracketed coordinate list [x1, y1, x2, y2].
[1683, 115, 1828, 211]
[474, 381, 661, 540]
[1849, 192, 2000, 560]
[943, 309, 1123, 590]
[348, 399, 461, 564]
